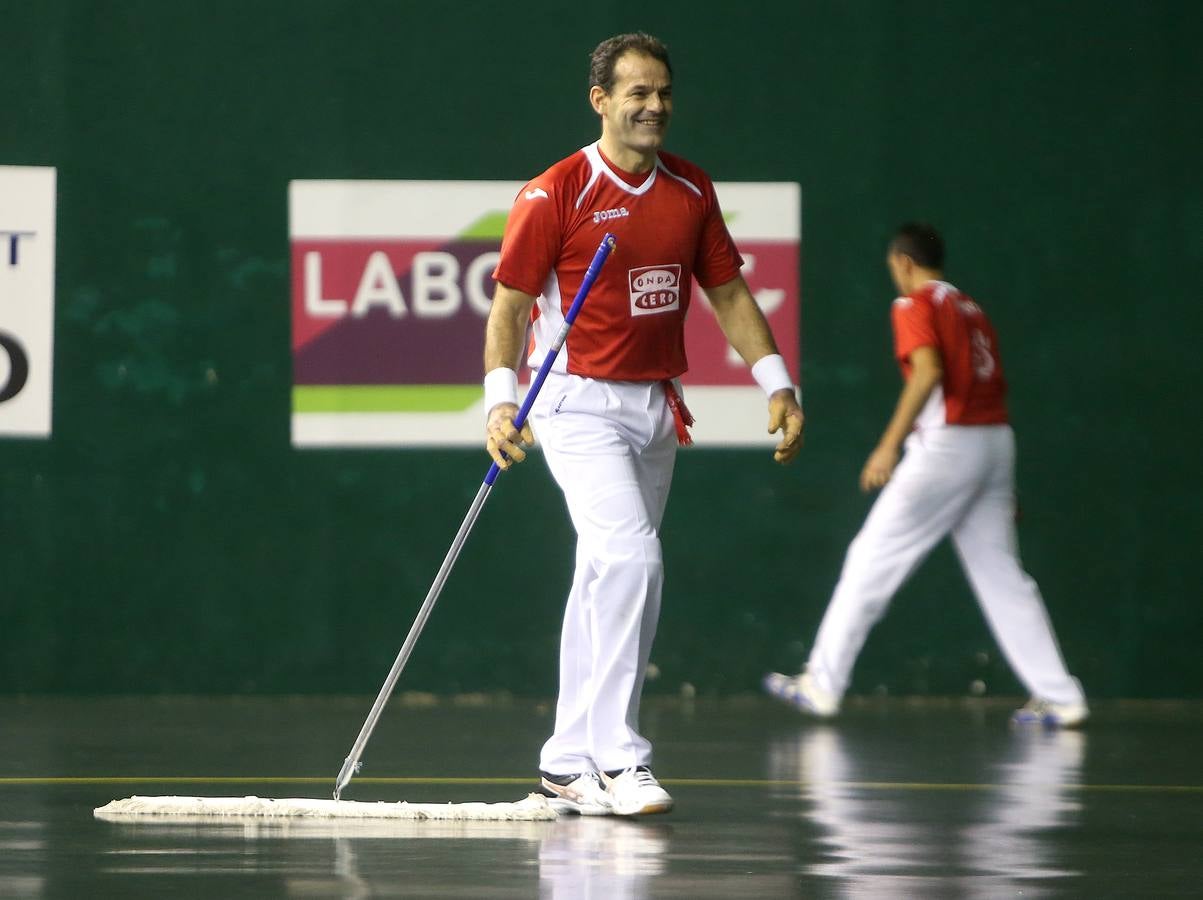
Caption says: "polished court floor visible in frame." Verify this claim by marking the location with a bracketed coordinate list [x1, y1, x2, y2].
[1, 695, 1200, 898]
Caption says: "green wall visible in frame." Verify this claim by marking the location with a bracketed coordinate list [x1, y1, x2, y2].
[2, 1, 1199, 697]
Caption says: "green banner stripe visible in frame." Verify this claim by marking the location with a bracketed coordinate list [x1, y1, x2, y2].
[293, 385, 482, 413]
[457, 211, 509, 239]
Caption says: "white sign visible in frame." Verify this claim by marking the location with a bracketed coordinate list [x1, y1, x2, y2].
[0, 166, 56, 438]
[289, 179, 800, 448]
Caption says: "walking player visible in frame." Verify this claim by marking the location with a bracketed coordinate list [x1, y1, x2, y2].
[764, 223, 1087, 727]
[484, 33, 804, 816]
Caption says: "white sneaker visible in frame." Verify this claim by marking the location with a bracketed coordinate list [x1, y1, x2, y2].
[539, 771, 615, 816]
[1011, 698, 1090, 728]
[601, 766, 674, 817]
[762, 671, 840, 717]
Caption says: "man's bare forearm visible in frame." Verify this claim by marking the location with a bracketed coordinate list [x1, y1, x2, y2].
[485, 284, 536, 373]
[877, 347, 943, 451]
[704, 276, 780, 365]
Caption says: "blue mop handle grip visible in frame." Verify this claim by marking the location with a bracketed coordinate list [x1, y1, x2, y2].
[484, 233, 617, 486]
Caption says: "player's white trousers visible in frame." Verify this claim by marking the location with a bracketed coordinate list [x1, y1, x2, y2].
[530, 373, 678, 775]
[807, 425, 1085, 706]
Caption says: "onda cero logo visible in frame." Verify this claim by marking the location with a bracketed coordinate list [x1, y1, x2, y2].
[628, 264, 681, 317]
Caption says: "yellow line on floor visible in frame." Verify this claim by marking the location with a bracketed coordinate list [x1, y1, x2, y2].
[0, 776, 1200, 793]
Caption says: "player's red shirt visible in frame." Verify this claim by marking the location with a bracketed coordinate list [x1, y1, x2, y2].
[892, 280, 1008, 428]
[493, 142, 743, 381]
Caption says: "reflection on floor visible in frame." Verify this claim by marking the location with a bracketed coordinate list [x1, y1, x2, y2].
[769, 726, 1085, 897]
[0, 695, 1200, 898]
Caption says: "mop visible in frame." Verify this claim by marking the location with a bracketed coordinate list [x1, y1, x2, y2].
[94, 794, 557, 822]
[95, 235, 617, 823]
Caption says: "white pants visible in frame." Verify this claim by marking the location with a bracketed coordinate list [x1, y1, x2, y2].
[807, 425, 1085, 706]
[530, 373, 678, 775]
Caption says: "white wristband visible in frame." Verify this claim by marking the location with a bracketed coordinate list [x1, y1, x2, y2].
[483, 367, 518, 413]
[751, 353, 796, 398]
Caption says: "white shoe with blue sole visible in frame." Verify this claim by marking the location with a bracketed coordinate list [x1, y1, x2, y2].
[1011, 698, 1089, 728]
[763, 671, 840, 718]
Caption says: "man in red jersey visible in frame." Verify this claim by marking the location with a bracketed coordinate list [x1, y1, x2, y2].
[765, 223, 1087, 728]
[484, 33, 804, 816]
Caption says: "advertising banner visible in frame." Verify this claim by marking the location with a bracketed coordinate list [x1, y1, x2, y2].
[0, 166, 56, 438]
[290, 179, 799, 447]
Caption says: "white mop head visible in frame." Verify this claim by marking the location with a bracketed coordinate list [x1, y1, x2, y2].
[94, 793, 557, 822]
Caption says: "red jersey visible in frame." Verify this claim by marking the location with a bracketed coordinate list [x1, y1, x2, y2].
[493, 142, 743, 381]
[892, 280, 1009, 428]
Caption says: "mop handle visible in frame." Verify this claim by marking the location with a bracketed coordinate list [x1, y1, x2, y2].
[334, 234, 616, 800]
[484, 232, 617, 485]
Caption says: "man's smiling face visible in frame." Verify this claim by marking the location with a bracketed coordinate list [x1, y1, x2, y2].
[594, 52, 673, 165]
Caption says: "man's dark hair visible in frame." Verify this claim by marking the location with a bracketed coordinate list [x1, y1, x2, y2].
[589, 32, 672, 93]
[890, 222, 945, 269]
